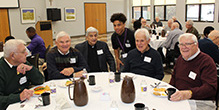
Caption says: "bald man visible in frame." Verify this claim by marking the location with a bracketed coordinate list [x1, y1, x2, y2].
[199, 30, 219, 64]
[159, 23, 184, 69]
[172, 16, 182, 30]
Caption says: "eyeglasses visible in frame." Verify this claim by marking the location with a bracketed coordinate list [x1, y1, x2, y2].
[178, 42, 196, 47]
[15, 50, 26, 54]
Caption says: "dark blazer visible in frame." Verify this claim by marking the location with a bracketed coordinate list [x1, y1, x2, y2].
[75, 41, 116, 72]
[199, 38, 219, 64]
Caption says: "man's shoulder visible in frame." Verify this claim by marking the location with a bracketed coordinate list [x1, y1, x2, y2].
[75, 41, 87, 48]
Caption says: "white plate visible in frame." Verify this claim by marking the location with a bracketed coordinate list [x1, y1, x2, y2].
[91, 86, 102, 92]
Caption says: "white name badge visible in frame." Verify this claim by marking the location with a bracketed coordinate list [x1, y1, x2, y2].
[97, 49, 104, 55]
[125, 43, 131, 48]
[144, 56, 151, 63]
[188, 71, 197, 80]
[19, 76, 27, 85]
[70, 58, 76, 64]
[122, 53, 128, 58]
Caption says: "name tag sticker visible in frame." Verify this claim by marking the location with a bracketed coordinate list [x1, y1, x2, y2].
[70, 58, 76, 64]
[122, 53, 128, 58]
[144, 56, 151, 63]
[97, 49, 104, 55]
[125, 43, 131, 48]
[19, 76, 27, 85]
[188, 71, 197, 80]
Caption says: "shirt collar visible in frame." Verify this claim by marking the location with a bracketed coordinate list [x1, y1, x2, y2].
[57, 49, 69, 55]
[4, 58, 13, 68]
[183, 49, 200, 61]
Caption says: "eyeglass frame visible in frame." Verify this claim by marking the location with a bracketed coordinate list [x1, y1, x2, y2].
[178, 42, 197, 48]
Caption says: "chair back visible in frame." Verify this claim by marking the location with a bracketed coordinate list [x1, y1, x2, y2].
[44, 45, 51, 62]
[27, 53, 39, 69]
[174, 42, 180, 58]
[0, 42, 3, 52]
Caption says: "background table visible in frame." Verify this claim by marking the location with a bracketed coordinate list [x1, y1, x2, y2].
[7, 72, 193, 110]
[149, 35, 166, 50]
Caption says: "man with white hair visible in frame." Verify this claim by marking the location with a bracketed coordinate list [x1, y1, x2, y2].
[123, 28, 164, 80]
[75, 27, 116, 72]
[0, 39, 44, 110]
[46, 31, 88, 80]
[186, 20, 200, 39]
[169, 33, 217, 110]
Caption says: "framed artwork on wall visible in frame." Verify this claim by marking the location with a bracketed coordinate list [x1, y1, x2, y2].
[64, 8, 76, 21]
[20, 8, 35, 23]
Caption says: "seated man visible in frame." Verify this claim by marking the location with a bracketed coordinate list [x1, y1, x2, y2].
[185, 20, 200, 39]
[172, 16, 182, 30]
[199, 30, 219, 64]
[169, 33, 217, 110]
[0, 39, 44, 110]
[26, 27, 46, 64]
[158, 23, 183, 69]
[123, 28, 164, 80]
[151, 17, 163, 27]
[141, 19, 151, 31]
[47, 31, 88, 80]
[75, 27, 116, 72]
[163, 19, 173, 32]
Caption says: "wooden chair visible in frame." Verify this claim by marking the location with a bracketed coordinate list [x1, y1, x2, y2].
[26, 53, 39, 69]
[44, 45, 50, 62]
[0, 42, 3, 52]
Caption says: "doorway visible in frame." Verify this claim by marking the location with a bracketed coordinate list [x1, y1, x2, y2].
[0, 9, 10, 43]
[84, 3, 106, 34]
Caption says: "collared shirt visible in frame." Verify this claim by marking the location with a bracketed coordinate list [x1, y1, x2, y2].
[58, 49, 69, 55]
[4, 58, 13, 68]
[183, 49, 200, 61]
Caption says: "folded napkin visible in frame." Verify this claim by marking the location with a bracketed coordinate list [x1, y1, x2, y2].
[55, 94, 71, 109]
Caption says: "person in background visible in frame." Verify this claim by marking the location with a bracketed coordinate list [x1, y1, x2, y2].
[169, 33, 217, 110]
[141, 19, 151, 32]
[75, 27, 116, 72]
[199, 30, 219, 64]
[160, 23, 184, 70]
[203, 26, 214, 38]
[133, 20, 141, 32]
[152, 17, 163, 27]
[110, 13, 136, 71]
[0, 39, 44, 110]
[172, 16, 182, 30]
[46, 31, 88, 80]
[163, 19, 173, 32]
[4, 36, 31, 57]
[185, 20, 200, 39]
[26, 27, 46, 64]
[123, 28, 164, 80]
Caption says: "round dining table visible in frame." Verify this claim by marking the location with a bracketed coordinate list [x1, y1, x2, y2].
[149, 35, 166, 50]
[7, 72, 195, 110]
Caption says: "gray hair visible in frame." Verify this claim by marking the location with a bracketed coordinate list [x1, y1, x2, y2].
[56, 31, 70, 41]
[178, 33, 198, 43]
[187, 20, 193, 26]
[3, 39, 26, 58]
[86, 27, 99, 36]
[168, 19, 173, 23]
[134, 28, 150, 40]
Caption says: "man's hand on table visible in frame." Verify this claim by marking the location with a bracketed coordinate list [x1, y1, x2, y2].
[74, 70, 83, 78]
[170, 90, 192, 101]
[20, 89, 34, 101]
[60, 67, 74, 76]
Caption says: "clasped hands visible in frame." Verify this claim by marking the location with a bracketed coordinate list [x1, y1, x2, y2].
[60, 67, 83, 78]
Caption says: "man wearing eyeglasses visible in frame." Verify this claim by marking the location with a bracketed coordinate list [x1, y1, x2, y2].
[169, 33, 217, 109]
[0, 39, 44, 110]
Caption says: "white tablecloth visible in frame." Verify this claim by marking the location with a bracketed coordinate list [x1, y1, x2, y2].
[7, 72, 194, 110]
[149, 35, 166, 50]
